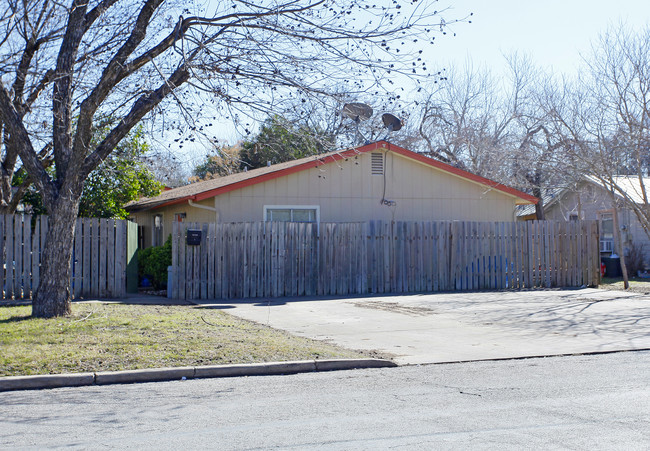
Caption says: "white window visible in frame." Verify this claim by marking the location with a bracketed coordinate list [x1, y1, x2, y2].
[264, 205, 319, 223]
[599, 212, 614, 253]
[153, 214, 164, 247]
[600, 240, 614, 253]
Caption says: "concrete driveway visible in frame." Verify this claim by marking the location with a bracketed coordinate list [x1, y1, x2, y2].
[194, 288, 650, 365]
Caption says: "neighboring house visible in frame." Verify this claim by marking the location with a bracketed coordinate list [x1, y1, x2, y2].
[126, 141, 537, 248]
[518, 176, 650, 269]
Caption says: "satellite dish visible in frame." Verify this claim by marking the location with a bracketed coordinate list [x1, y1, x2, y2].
[341, 103, 373, 146]
[342, 103, 373, 122]
[382, 113, 403, 132]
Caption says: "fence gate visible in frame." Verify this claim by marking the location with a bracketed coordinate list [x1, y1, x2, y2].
[170, 220, 601, 301]
[0, 214, 133, 301]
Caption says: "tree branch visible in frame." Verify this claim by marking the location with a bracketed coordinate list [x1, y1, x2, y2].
[80, 64, 190, 180]
[0, 83, 55, 201]
[72, 0, 164, 164]
[51, 0, 89, 183]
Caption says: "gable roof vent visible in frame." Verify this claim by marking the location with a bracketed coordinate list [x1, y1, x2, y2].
[371, 152, 384, 175]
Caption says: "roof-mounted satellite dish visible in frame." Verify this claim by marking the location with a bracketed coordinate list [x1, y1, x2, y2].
[342, 103, 373, 123]
[381, 113, 403, 132]
[342, 102, 373, 145]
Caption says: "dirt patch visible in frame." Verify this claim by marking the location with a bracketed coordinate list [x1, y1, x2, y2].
[351, 301, 435, 317]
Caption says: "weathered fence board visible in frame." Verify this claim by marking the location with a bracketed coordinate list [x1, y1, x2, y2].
[0, 217, 5, 294]
[74, 219, 83, 298]
[1, 214, 129, 301]
[6, 215, 14, 298]
[170, 220, 601, 301]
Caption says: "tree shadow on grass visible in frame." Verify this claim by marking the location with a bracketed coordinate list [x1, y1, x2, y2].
[0, 315, 32, 324]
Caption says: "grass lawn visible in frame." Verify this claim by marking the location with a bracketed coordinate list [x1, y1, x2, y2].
[0, 302, 378, 377]
[600, 277, 650, 294]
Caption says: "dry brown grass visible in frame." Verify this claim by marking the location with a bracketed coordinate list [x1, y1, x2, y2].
[0, 302, 378, 377]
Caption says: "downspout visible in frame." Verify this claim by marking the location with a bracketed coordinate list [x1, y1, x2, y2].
[188, 199, 219, 223]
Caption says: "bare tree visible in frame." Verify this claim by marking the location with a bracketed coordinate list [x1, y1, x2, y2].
[544, 24, 650, 287]
[271, 92, 416, 150]
[508, 63, 576, 220]
[414, 62, 505, 173]
[413, 55, 569, 218]
[583, 25, 650, 234]
[0, 0, 459, 317]
[0, 1, 60, 213]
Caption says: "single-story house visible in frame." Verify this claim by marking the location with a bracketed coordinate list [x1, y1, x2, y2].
[517, 176, 650, 270]
[127, 141, 537, 247]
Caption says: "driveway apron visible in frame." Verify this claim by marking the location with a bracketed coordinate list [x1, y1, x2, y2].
[193, 288, 650, 365]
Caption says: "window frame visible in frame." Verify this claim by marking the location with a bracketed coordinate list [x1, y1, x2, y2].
[264, 205, 320, 224]
[152, 213, 164, 247]
[598, 210, 614, 254]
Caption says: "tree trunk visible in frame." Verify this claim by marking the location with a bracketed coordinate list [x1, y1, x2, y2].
[32, 195, 80, 318]
[612, 204, 630, 290]
[533, 187, 545, 220]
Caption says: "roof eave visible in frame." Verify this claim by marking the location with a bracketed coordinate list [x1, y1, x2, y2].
[385, 144, 538, 204]
[127, 140, 538, 211]
[191, 141, 390, 202]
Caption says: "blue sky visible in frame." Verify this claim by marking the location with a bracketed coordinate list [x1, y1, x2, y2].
[432, 0, 650, 75]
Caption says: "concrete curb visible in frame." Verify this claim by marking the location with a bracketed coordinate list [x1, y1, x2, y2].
[194, 360, 319, 378]
[95, 367, 195, 385]
[0, 373, 95, 391]
[0, 359, 396, 392]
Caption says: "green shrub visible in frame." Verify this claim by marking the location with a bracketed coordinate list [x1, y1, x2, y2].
[137, 235, 172, 289]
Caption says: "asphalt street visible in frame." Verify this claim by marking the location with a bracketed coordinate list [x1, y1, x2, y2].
[2, 351, 649, 450]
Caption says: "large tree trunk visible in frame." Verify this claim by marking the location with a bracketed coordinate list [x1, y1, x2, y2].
[32, 195, 80, 318]
[532, 186, 545, 220]
[612, 204, 630, 290]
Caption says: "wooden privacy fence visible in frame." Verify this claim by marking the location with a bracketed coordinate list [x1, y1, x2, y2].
[0, 214, 134, 301]
[170, 220, 601, 301]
